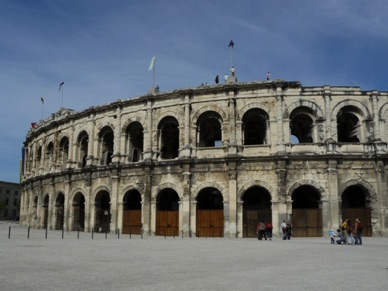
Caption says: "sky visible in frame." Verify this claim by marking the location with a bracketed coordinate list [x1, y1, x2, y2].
[1, 0, 388, 183]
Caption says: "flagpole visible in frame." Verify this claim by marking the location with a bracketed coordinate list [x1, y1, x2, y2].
[41, 98, 44, 119]
[153, 60, 155, 90]
[61, 85, 64, 108]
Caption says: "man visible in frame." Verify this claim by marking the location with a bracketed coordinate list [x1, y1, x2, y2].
[280, 220, 287, 240]
[354, 218, 363, 245]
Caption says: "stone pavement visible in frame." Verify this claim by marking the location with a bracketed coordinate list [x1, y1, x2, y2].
[1, 221, 387, 291]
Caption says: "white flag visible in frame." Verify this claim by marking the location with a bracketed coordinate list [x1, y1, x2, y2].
[148, 56, 155, 71]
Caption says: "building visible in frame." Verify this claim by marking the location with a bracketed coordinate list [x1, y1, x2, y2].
[20, 79, 388, 237]
[0, 181, 21, 220]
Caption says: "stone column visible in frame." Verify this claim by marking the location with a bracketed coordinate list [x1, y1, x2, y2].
[181, 171, 191, 236]
[228, 166, 237, 237]
[236, 200, 243, 238]
[112, 106, 122, 164]
[271, 199, 280, 236]
[87, 116, 96, 166]
[117, 201, 123, 233]
[327, 159, 340, 230]
[190, 200, 197, 236]
[143, 101, 153, 160]
[228, 93, 237, 155]
[321, 196, 331, 236]
[142, 167, 152, 235]
[276, 86, 285, 153]
[110, 170, 120, 233]
[180, 95, 191, 157]
[323, 86, 332, 141]
[370, 91, 381, 141]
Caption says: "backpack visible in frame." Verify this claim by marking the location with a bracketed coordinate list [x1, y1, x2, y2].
[357, 222, 363, 231]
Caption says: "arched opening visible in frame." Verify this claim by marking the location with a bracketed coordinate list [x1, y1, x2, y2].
[99, 126, 114, 165]
[290, 107, 315, 144]
[126, 122, 144, 162]
[55, 193, 65, 230]
[46, 142, 54, 169]
[72, 192, 85, 231]
[94, 191, 111, 233]
[77, 131, 88, 168]
[197, 111, 222, 147]
[242, 186, 271, 237]
[242, 109, 268, 145]
[291, 185, 322, 237]
[337, 106, 362, 142]
[122, 190, 142, 234]
[341, 185, 372, 236]
[43, 194, 49, 229]
[155, 189, 179, 236]
[158, 117, 179, 159]
[59, 137, 69, 170]
[196, 188, 224, 237]
[36, 146, 42, 166]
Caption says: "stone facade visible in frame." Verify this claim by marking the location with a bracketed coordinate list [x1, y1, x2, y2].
[20, 80, 388, 237]
[0, 181, 21, 220]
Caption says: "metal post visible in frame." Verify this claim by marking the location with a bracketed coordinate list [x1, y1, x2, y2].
[27, 226, 30, 239]
[129, 229, 131, 239]
[77, 229, 80, 239]
[105, 231, 107, 239]
[62, 228, 64, 239]
[117, 229, 120, 239]
[8, 226, 11, 239]
[45, 227, 48, 239]
[92, 228, 94, 240]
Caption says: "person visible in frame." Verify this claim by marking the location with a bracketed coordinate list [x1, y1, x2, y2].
[335, 228, 345, 244]
[341, 218, 348, 243]
[224, 74, 228, 83]
[280, 220, 287, 240]
[354, 218, 363, 245]
[265, 221, 273, 240]
[346, 220, 354, 245]
[215, 75, 219, 84]
[257, 221, 267, 240]
[329, 228, 336, 244]
[286, 220, 292, 240]
[230, 66, 235, 77]
[266, 72, 270, 80]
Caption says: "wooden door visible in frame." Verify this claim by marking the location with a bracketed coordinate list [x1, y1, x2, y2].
[342, 208, 372, 236]
[123, 210, 142, 234]
[292, 209, 322, 237]
[196, 210, 224, 237]
[55, 207, 64, 230]
[243, 209, 271, 237]
[156, 211, 178, 236]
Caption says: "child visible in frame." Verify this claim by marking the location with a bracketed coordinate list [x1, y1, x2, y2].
[329, 229, 336, 244]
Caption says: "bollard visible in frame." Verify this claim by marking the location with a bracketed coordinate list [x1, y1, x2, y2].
[62, 228, 64, 239]
[8, 226, 11, 239]
[141, 229, 143, 239]
[105, 231, 107, 239]
[182, 230, 183, 239]
[45, 227, 48, 239]
[92, 228, 94, 240]
[77, 229, 80, 239]
[129, 229, 131, 239]
[117, 229, 120, 239]
[27, 226, 30, 239]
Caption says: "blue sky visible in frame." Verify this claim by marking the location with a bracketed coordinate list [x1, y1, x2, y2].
[1, 0, 388, 183]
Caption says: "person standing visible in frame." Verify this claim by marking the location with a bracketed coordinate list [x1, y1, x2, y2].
[257, 221, 267, 240]
[265, 221, 273, 240]
[280, 220, 287, 240]
[286, 220, 293, 240]
[354, 218, 363, 245]
[215, 75, 219, 84]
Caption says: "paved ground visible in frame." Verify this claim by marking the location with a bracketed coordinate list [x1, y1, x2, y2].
[1, 221, 387, 291]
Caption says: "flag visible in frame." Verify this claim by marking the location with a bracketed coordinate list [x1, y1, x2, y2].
[59, 81, 64, 91]
[228, 40, 234, 48]
[148, 56, 155, 71]
[40, 97, 44, 104]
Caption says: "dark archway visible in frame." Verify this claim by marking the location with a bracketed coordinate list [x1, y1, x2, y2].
[242, 186, 272, 237]
[122, 190, 142, 234]
[95, 191, 111, 232]
[99, 126, 114, 165]
[242, 109, 268, 145]
[72, 192, 85, 231]
[291, 185, 322, 237]
[43, 194, 49, 229]
[156, 189, 179, 236]
[126, 122, 144, 162]
[196, 188, 224, 237]
[197, 111, 222, 147]
[341, 185, 372, 236]
[55, 193, 65, 230]
[158, 117, 179, 159]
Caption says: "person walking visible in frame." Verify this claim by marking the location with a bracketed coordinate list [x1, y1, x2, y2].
[280, 220, 287, 240]
[286, 220, 293, 240]
[265, 221, 273, 240]
[257, 221, 267, 240]
[354, 218, 363, 245]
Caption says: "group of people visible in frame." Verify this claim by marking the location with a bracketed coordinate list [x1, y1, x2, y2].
[256, 220, 293, 240]
[329, 218, 363, 245]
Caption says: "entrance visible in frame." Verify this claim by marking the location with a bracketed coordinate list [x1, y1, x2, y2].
[72, 192, 85, 231]
[242, 186, 272, 237]
[122, 190, 142, 234]
[341, 185, 372, 236]
[292, 185, 322, 237]
[43, 195, 49, 229]
[55, 193, 65, 230]
[196, 188, 224, 237]
[155, 189, 179, 236]
[95, 191, 111, 233]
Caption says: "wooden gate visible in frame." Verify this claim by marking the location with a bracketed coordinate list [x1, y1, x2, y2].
[73, 207, 85, 231]
[123, 210, 142, 234]
[342, 208, 372, 236]
[292, 209, 322, 237]
[243, 209, 271, 237]
[55, 207, 64, 230]
[196, 210, 224, 237]
[156, 211, 178, 236]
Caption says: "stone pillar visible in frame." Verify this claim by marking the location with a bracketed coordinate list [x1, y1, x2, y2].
[236, 200, 243, 238]
[143, 101, 153, 160]
[87, 116, 96, 166]
[180, 95, 191, 157]
[181, 171, 191, 236]
[321, 197, 331, 236]
[117, 201, 123, 233]
[110, 170, 119, 233]
[327, 159, 340, 231]
[370, 91, 381, 141]
[323, 86, 332, 140]
[142, 167, 152, 235]
[228, 166, 237, 237]
[228, 93, 237, 155]
[276, 160, 288, 229]
[271, 199, 280, 236]
[276, 86, 285, 153]
[190, 200, 197, 236]
[112, 107, 122, 164]
[150, 200, 156, 236]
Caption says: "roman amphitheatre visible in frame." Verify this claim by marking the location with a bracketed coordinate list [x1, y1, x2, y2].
[19, 75, 388, 238]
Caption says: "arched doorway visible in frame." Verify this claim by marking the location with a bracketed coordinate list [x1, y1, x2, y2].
[291, 185, 322, 237]
[341, 185, 372, 236]
[55, 193, 65, 230]
[155, 189, 179, 236]
[242, 186, 271, 237]
[95, 191, 111, 233]
[43, 195, 49, 229]
[196, 188, 224, 237]
[72, 192, 85, 231]
[123, 190, 142, 234]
